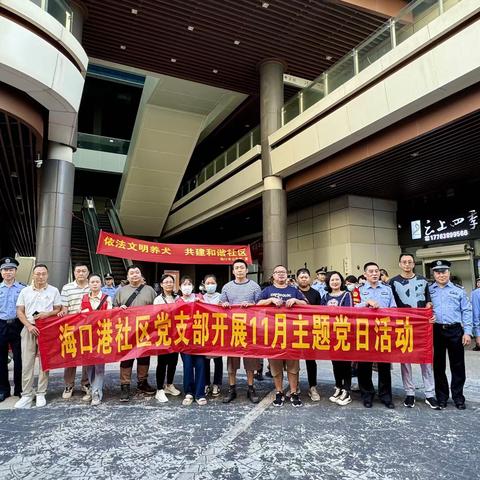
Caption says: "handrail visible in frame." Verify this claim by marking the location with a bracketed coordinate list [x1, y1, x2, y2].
[105, 199, 133, 269]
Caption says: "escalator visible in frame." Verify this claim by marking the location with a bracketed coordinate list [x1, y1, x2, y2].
[70, 197, 132, 282]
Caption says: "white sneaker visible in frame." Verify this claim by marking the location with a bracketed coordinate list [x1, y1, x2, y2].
[182, 394, 194, 406]
[91, 391, 101, 406]
[308, 386, 320, 402]
[212, 385, 221, 397]
[15, 396, 33, 409]
[196, 397, 207, 406]
[36, 394, 47, 407]
[164, 384, 181, 396]
[82, 384, 91, 394]
[329, 387, 342, 403]
[155, 389, 169, 403]
[62, 385, 73, 399]
[82, 387, 92, 402]
[336, 389, 352, 406]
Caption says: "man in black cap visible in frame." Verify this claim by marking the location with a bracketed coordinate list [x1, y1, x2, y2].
[0, 257, 25, 401]
[101, 273, 117, 299]
[428, 259, 472, 409]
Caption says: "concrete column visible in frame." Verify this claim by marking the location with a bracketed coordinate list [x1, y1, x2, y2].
[259, 59, 287, 278]
[36, 142, 75, 289]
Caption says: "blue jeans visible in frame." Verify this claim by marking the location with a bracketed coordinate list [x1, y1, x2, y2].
[181, 353, 206, 399]
[87, 364, 105, 400]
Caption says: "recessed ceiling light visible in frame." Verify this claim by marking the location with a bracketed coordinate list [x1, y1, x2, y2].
[131, 8, 138, 14]
[245, 124, 250, 128]
[120, 45, 127, 50]
[212, 69, 218, 73]
[16, 195, 22, 200]
[10, 171, 17, 178]
[326, 55, 332, 60]
[329, 183, 336, 188]
[262, 2, 270, 8]
[411, 151, 420, 157]
[188, 25, 194, 31]
[234, 40, 240, 45]
[171, 58, 177, 63]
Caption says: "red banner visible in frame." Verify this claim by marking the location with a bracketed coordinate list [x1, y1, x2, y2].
[96, 230, 252, 265]
[37, 304, 433, 370]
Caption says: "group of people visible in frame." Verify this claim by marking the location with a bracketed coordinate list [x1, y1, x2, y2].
[0, 253, 478, 410]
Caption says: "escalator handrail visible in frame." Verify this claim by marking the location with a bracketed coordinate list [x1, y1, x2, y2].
[105, 199, 133, 269]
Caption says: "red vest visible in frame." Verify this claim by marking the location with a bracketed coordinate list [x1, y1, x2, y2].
[81, 293, 109, 312]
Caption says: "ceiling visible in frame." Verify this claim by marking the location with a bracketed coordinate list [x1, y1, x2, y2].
[81, 0, 386, 96]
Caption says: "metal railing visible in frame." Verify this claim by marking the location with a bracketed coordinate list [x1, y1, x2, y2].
[177, 126, 260, 199]
[105, 199, 133, 270]
[77, 133, 130, 155]
[280, 0, 462, 126]
[30, 0, 73, 31]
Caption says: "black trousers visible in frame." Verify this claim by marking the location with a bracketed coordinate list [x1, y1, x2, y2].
[204, 357, 223, 386]
[357, 361, 392, 403]
[332, 361, 352, 392]
[433, 323, 466, 404]
[156, 353, 178, 387]
[0, 319, 23, 395]
[306, 360, 317, 387]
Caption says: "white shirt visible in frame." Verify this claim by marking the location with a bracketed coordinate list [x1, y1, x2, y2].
[16, 284, 61, 323]
[83, 291, 112, 311]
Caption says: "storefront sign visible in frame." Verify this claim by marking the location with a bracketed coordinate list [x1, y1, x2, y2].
[409, 209, 479, 244]
[37, 303, 433, 370]
[96, 230, 252, 264]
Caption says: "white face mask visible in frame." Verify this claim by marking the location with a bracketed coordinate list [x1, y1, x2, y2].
[346, 284, 355, 292]
[181, 285, 193, 296]
[205, 284, 217, 294]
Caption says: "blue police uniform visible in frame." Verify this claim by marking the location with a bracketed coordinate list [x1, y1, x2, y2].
[101, 285, 118, 298]
[471, 288, 480, 338]
[355, 281, 397, 408]
[311, 282, 327, 298]
[428, 259, 472, 408]
[0, 258, 25, 400]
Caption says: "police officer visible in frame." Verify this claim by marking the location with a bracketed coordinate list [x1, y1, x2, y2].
[355, 261, 397, 409]
[0, 257, 25, 401]
[101, 273, 117, 298]
[429, 260, 472, 409]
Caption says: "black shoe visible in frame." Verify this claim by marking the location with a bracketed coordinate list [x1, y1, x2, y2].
[14, 390, 21, 398]
[223, 386, 237, 403]
[403, 395, 415, 408]
[438, 401, 447, 409]
[363, 400, 372, 408]
[0, 392, 10, 402]
[120, 384, 130, 402]
[383, 401, 395, 409]
[273, 391, 284, 407]
[290, 392, 303, 408]
[247, 385, 259, 404]
[254, 372, 264, 381]
[425, 397, 441, 410]
[137, 380, 156, 395]
[455, 402, 466, 410]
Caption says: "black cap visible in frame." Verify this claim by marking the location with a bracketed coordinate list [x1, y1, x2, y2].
[432, 259, 451, 271]
[104, 273, 114, 279]
[0, 257, 19, 270]
[315, 268, 327, 274]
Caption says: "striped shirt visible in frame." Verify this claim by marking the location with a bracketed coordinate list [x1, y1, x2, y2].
[220, 279, 261, 304]
[61, 281, 90, 314]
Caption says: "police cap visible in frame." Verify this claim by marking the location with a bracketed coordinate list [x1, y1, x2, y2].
[0, 257, 19, 270]
[432, 259, 451, 271]
[104, 273, 114, 280]
[315, 267, 327, 275]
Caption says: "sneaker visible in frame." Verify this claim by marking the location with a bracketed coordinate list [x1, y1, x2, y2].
[82, 387, 92, 402]
[308, 386, 320, 402]
[36, 394, 47, 407]
[290, 392, 303, 407]
[91, 391, 101, 406]
[62, 385, 73, 399]
[212, 385, 221, 397]
[273, 391, 285, 407]
[425, 397, 441, 410]
[81, 384, 91, 394]
[404, 395, 415, 408]
[247, 385, 259, 404]
[329, 387, 342, 403]
[164, 384, 181, 396]
[120, 384, 130, 402]
[336, 390, 352, 406]
[137, 380, 156, 396]
[15, 395, 32, 409]
[155, 389, 168, 403]
[285, 388, 301, 401]
[196, 397, 207, 406]
[182, 394, 194, 406]
[223, 386, 237, 403]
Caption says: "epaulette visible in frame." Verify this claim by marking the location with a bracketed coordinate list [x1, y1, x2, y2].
[453, 283, 465, 289]
[19, 282, 27, 287]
